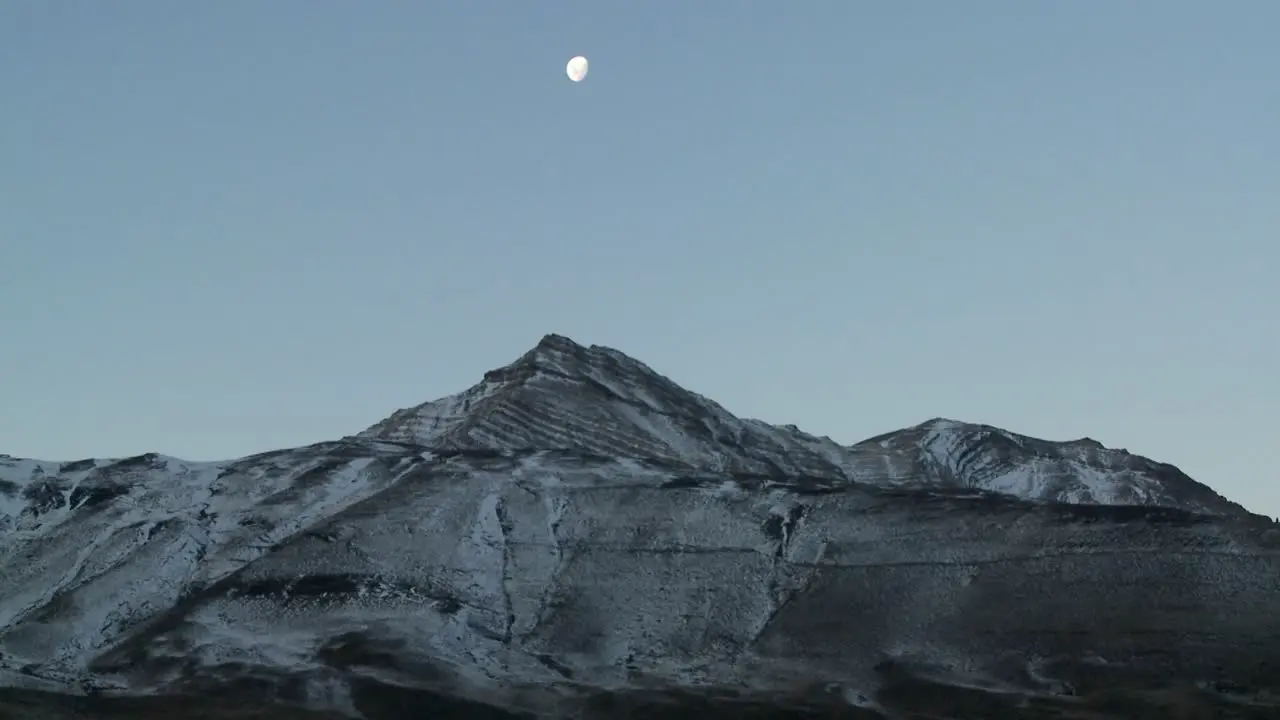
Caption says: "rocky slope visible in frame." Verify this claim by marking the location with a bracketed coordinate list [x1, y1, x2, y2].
[361, 335, 1248, 516]
[1, 334, 1277, 719]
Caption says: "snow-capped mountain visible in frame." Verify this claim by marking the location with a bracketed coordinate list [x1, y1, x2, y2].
[1, 334, 1277, 719]
[360, 334, 1248, 516]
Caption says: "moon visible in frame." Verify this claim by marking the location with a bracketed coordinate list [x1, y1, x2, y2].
[566, 56, 588, 83]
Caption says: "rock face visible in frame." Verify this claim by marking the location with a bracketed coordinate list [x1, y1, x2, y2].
[1, 334, 1278, 720]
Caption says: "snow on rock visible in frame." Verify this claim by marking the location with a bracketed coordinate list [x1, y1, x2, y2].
[0, 447, 407, 675]
[358, 335, 1248, 518]
[847, 417, 1250, 516]
[1, 334, 1278, 719]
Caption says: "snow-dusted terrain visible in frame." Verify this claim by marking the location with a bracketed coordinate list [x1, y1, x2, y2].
[1, 334, 1277, 719]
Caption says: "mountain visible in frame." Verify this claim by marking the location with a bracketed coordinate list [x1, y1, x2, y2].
[360, 335, 1248, 515]
[1, 334, 1277, 720]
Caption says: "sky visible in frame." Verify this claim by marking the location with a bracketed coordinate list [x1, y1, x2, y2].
[2, 2, 1277, 515]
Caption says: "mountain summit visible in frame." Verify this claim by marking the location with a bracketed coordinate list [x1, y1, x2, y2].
[360, 332, 859, 479]
[362, 333, 1246, 516]
[1, 334, 1277, 719]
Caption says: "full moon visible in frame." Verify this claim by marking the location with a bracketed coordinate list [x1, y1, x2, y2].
[566, 56, 588, 82]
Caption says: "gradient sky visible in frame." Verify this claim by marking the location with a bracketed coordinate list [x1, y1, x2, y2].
[3, 2, 1277, 515]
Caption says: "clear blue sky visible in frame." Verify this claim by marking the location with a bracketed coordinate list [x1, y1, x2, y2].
[3, 2, 1276, 515]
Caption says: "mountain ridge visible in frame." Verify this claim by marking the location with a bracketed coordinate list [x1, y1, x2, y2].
[353, 333, 1249, 517]
[1, 333, 1276, 719]
[2, 333, 1255, 518]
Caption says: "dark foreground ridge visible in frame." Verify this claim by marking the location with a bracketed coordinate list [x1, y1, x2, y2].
[1, 334, 1278, 719]
[5, 675, 1280, 720]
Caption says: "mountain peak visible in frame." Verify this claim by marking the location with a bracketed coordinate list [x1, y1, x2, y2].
[485, 333, 642, 385]
[534, 332, 583, 352]
[358, 336, 857, 476]
[353, 336, 1252, 517]
[514, 333, 588, 369]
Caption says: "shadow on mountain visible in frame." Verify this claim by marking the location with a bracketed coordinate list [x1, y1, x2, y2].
[4, 672, 1279, 720]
